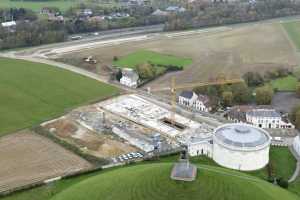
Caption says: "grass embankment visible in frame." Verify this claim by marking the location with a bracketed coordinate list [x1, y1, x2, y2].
[269, 75, 298, 91]
[2, 147, 298, 200]
[36, 164, 300, 200]
[290, 177, 300, 196]
[0, 58, 119, 136]
[3, 162, 299, 200]
[246, 147, 297, 180]
[113, 50, 192, 69]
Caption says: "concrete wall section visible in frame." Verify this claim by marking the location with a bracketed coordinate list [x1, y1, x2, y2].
[212, 141, 270, 171]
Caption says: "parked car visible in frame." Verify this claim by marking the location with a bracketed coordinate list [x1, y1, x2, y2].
[70, 35, 82, 40]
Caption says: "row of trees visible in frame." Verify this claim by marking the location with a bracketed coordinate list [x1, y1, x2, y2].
[290, 105, 300, 129]
[194, 83, 274, 109]
[193, 82, 252, 109]
[0, 20, 66, 49]
[165, 0, 300, 31]
[0, 8, 37, 22]
[193, 70, 279, 109]
[0, 4, 166, 49]
[64, 4, 166, 34]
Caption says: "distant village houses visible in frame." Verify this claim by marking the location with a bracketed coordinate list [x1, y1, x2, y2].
[120, 68, 139, 88]
[178, 91, 211, 112]
[47, 13, 64, 22]
[226, 105, 294, 129]
[40, 7, 52, 15]
[1, 20, 16, 32]
[105, 13, 130, 20]
[119, 0, 150, 6]
[165, 6, 186, 13]
[82, 9, 93, 17]
[88, 16, 105, 22]
[151, 9, 169, 16]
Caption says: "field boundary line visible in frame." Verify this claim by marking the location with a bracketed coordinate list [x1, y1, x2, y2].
[279, 22, 300, 66]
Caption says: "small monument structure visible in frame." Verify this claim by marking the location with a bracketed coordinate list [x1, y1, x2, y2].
[170, 146, 197, 181]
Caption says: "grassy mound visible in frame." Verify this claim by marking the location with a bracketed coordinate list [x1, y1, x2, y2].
[0, 58, 118, 135]
[50, 163, 299, 200]
[113, 50, 192, 69]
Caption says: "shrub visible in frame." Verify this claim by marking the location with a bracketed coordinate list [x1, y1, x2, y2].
[255, 86, 274, 105]
[116, 69, 122, 81]
[243, 72, 264, 87]
[222, 91, 233, 107]
[277, 178, 289, 189]
[113, 56, 119, 61]
[277, 68, 290, 77]
[268, 177, 275, 184]
[136, 62, 156, 79]
[296, 83, 300, 97]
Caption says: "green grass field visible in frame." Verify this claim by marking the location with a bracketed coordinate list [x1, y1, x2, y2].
[113, 50, 193, 69]
[269, 75, 298, 91]
[2, 147, 298, 200]
[43, 164, 300, 200]
[3, 163, 299, 200]
[290, 177, 300, 196]
[269, 146, 297, 179]
[0, 0, 81, 12]
[246, 147, 296, 180]
[0, 57, 118, 135]
[282, 21, 300, 50]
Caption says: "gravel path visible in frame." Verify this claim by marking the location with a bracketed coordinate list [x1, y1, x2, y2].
[288, 145, 300, 183]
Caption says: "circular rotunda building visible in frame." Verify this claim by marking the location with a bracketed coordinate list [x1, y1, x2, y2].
[213, 123, 271, 171]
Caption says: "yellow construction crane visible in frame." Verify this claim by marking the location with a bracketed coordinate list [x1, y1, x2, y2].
[148, 76, 244, 125]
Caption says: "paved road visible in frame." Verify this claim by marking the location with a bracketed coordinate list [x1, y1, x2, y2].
[289, 146, 300, 183]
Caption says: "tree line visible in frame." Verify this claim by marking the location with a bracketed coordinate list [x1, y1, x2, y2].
[0, 4, 166, 50]
[165, 0, 300, 31]
[192, 67, 292, 111]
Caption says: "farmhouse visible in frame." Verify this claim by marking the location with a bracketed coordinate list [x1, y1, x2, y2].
[120, 68, 139, 88]
[1, 20, 16, 31]
[151, 9, 169, 16]
[77, 9, 93, 17]
[246, 109, 294, 129]
[179, 91, 198, 106]
[40, 7, 51, 14]
[178, 91, 211, 112]
[227, 106, 294, 129]
[48, 13, 64, 22]
[165, 6, 186, 13]
[226, 105, 254, 123]
[194, 95, 210, 112]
